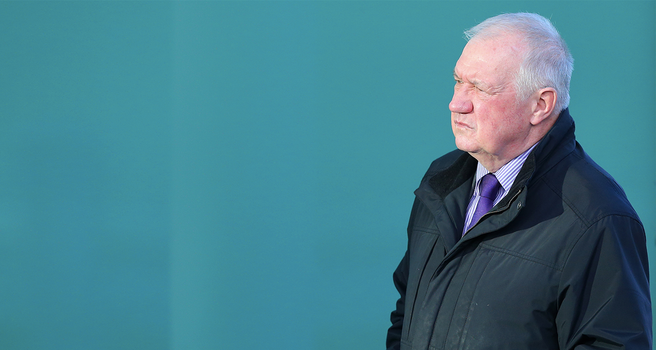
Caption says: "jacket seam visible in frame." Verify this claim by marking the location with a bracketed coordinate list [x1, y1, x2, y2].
[562, 213, 643, 269]
[540, 152, 638, 228]
[440, 249, 484, 350]
[455, 249, 496, 350]
[412, 226, 439, 235]
[479, 243, 563, 271]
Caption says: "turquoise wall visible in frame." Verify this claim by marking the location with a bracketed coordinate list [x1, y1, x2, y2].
[1, 1, 653, 349]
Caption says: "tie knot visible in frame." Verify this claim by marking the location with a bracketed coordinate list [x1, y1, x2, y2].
[479, 174, 501, 200]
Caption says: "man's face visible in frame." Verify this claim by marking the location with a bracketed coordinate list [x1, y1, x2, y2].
[449, 34, 534, 170]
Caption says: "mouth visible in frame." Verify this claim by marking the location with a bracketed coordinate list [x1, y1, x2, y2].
[453, 119, 472, 129]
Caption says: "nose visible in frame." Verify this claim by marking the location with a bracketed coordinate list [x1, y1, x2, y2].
[449, 86, 473, 114]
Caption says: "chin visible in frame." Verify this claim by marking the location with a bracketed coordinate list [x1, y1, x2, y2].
[454, 137, 476, 153]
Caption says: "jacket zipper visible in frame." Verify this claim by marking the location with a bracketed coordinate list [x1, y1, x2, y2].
[428, 187, 525, 282]
[465, 187, 524, 233]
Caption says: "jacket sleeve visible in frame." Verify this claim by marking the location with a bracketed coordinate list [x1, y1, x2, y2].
[387, 250, 409, 350]
[557, 215, 652, 349]
[387, 196, 425, 350]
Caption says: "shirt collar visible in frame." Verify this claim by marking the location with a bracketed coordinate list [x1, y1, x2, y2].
[474, 142, 539, 194]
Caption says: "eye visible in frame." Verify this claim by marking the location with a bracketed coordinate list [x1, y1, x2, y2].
[472, 83, 489, 93]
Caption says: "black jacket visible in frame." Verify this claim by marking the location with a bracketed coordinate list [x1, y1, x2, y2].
[387, 109, 652, 350]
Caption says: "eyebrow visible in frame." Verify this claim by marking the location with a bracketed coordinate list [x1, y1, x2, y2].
[453, 70, 493, 91]
[453, 70, 476, 83]
[453, 71, 480, 86]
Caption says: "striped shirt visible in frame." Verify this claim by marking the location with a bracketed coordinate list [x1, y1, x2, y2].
[463, 142, 539, 233]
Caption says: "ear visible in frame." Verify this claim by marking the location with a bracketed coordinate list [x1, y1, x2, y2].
[530, 88, 557, 126]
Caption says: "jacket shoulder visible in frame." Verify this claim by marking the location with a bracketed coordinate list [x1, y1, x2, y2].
[545, 147, 640, 226]
[422, 150, 468, 182]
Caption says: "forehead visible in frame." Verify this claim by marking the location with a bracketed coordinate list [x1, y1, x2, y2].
[454, 34, 525, 85]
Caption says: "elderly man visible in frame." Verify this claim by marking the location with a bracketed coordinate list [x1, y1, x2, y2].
[387, 13, 652, 350]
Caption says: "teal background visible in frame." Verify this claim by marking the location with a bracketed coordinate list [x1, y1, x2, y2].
[1, 1, 653, 349]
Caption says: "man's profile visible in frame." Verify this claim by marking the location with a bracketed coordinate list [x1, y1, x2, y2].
[387, 12, 652, 350]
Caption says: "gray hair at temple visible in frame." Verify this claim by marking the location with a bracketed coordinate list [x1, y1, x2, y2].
[464, 13, 574, 114]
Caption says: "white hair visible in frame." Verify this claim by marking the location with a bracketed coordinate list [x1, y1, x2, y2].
[464, 13, 574, 113]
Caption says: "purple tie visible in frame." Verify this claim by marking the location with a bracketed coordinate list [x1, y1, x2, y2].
[468, 173, 501, 232]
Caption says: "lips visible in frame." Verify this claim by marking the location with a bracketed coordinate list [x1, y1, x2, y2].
[453, 119, 472, 129]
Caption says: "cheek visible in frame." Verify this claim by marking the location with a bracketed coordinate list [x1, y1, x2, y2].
[478, 106, 521, 141]
[494, 109, 530, 140]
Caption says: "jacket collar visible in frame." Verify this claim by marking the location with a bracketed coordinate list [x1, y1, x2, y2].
[499, 107, 576, 206]
[415, 108, 577, 245]
[423, 108, 576, 200]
